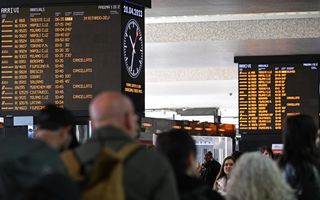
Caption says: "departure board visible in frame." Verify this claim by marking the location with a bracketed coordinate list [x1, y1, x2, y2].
[238, 60, 319, 134]
[0, 5, 123, 116]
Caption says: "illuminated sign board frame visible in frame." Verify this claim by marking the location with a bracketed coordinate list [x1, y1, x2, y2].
[0, 0, 146, 117]
[235, 54, 320, 134]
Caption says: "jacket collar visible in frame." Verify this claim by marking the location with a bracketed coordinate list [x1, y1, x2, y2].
[92, 126, 132, 142]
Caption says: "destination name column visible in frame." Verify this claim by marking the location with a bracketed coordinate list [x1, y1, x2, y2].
[257, 64, 273, 130]
[29, 9, 52, 111]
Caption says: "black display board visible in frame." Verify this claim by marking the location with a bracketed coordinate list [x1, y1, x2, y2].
[121, 1, 145, 117]
[0, 0, 146, 117]
[235, 55, 320, 134]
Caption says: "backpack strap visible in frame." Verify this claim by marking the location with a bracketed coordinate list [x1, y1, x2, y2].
[61, 150, 85, 182]
[116, 143, 141, 161]
[85, 142, 141, 187]
[61, 143, 141, 186]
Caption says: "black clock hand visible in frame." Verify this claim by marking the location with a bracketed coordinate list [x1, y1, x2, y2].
[130, 31, 139, 71]
[129, 36, 134, 48]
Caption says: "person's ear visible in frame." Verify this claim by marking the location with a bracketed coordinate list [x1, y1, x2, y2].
[58, 127, 70, 141]
[58, 127, 72, 150]
[124, 111, 132, 133]
[34, 128, 39, 138]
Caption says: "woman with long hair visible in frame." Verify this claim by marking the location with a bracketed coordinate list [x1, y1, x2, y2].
[280, 114, 320, 200]
[156, 130, 223, 200]
[227, 152, 295, 200]
[213, 156, 234, 196]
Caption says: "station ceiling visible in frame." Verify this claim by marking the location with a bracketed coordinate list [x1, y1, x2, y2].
[146, 0, 320, 17]
[144, 0, 320, 118]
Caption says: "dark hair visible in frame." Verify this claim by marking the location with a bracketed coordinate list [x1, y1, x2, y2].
[259, 145, 274, 159]
[156, 129, 196, 174]
[215, 156, 234, 181]
[231, 151, 243, 162]
[37, 104, 75, 131]
[206, 151, 213, 157]
[281, 114, 319, 166]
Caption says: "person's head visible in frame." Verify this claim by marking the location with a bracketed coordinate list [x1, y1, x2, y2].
[156, 129, 197, 176]
[89, 92, 138, 139]
[227, 152, 294, 200]
[231, 151, 243, 162]
[216, 156, 234, 180]
[282, 114, 319, 165]
[204, 151, 213, 162]
[35, 104, 75, 151]
[259, 146, 273, 159]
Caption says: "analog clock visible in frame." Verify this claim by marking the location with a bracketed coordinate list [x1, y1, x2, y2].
[123, 19, 144, 79]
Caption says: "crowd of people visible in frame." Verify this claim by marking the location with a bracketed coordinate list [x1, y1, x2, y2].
[0, 91, 319, 200]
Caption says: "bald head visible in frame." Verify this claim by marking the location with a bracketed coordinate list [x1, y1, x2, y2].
[90, 92, 138, 139]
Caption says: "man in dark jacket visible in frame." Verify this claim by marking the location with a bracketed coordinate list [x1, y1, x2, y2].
[64, 92, 179, 200]
[157, 130, 224, 200]
[0, 136, 67, 200]
[200, 151, 221, 188]
[0, 105, 78, 200]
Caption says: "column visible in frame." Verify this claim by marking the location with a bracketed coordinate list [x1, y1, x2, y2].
[29, 16, 51, 111]
[257, 65, 273, 130]
[239, 69, 248, 130]
[247, 70, 258, 130]
[1, 18, 15, 110]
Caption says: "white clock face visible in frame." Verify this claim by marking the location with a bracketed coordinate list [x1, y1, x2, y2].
[123, 19, 144, 79]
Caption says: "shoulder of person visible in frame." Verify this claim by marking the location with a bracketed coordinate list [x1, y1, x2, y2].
[217, 177, 226, 183]
[0, 136, 64, 170]
[129, 147, 172, 168]
[212, 159, 221, 166]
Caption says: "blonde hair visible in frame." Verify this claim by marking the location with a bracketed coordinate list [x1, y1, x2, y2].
[227, 152, 295, 200]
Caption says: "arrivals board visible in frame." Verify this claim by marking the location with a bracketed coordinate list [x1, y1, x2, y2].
[236, 56, 319, 134]
[0, 5, 123, 116]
